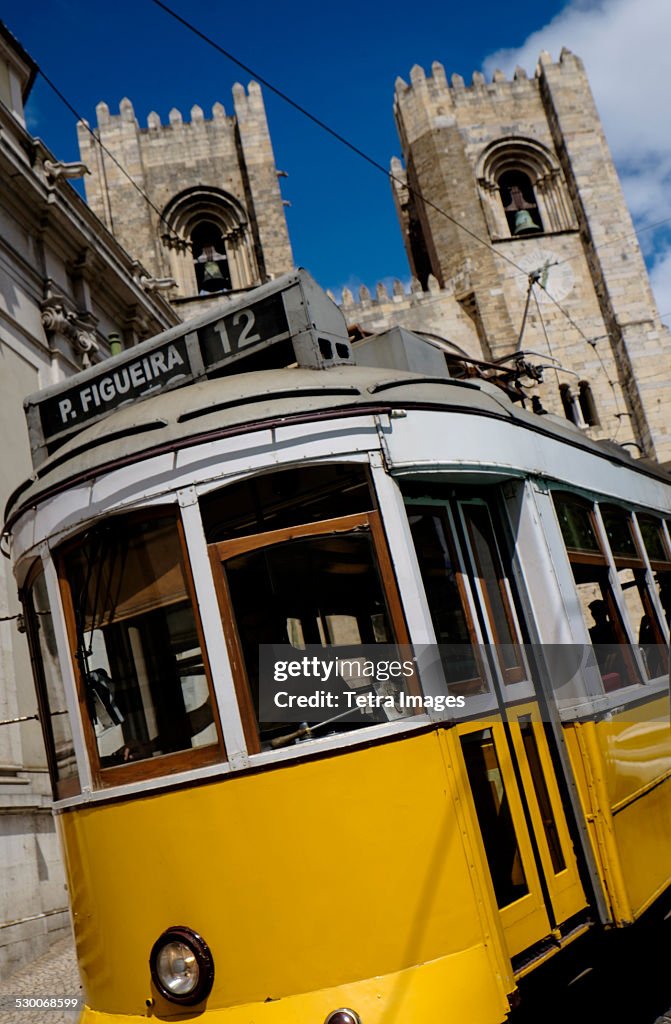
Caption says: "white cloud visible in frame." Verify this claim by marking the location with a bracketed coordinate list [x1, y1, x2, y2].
[483, 0, 671, 325]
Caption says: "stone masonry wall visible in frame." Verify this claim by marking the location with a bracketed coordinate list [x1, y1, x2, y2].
[77, 84, 293, 297]
[391, 50, 671, 462]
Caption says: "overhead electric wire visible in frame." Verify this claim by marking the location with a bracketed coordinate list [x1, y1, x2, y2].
[531, 287, 560, 390]
[148, 0, 656, 369]
[148, 0, 533, 279]
[36, 66, 182, 247]
[37, 0, 666, 376]
[553, 211, 671, 271]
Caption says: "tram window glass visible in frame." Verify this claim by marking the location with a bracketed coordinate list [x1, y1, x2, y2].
[554, 497, 600, 553]
[553, 493, 640, 690]
[637, 515, 671, 627]
[213, 511, 416, 750]
[601, 505, 665, 679]
[461, 504, 526, 685]
[633, 514, 671, 678]
[461, 729, 529, 908]
[25, 568, 79, 796]
[407, 507, 486, 694]
[59, 514, 221, 779]
[201, 464, 374, 543]
[637, 515, 669, 565]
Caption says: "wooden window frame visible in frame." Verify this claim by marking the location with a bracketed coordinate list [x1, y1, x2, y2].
[56, 507, 226, 788]
[208, 510, 413, 755]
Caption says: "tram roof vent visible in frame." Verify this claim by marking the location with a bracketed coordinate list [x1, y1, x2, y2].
[352, 327, 453, 378]
[24, 270, 354, 468]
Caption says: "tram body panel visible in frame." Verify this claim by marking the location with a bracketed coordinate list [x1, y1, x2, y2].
[57, 730, 513, 1018]
[74, 944, 507, 1024]
[7, 355, 671, 1023]
[563, 695, 671, 924]
[383, 409, 671, 513]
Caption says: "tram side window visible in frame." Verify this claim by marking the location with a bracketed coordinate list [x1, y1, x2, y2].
[600, 506, 666, 679]
[219, 522, 418, 750]
[461, 503, 528, 685]
[635, 514, 671, 677]
[552, 493, 640, 690]
[24, 568, 79, 797]
[200, 463, 374, 543]
[59, 514, 221, 777]
[406, 508, 486, 694]
[202, 466, 420, 752]
[637, 515, 671, 624]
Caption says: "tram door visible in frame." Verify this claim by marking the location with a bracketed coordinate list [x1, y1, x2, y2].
[407, 495, 588, 962]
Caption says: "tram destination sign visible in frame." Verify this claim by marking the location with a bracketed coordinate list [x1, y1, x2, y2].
[25, 270, 353, 466]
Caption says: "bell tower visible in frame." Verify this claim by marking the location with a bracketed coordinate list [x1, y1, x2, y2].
[391, 49, 671, 463]
[77, 82, 293, 319]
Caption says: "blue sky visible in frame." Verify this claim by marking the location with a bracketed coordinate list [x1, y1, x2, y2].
[5, 0, 671, 321]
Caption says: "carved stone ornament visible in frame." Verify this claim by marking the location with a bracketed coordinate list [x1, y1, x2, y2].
[132, 270, 176, 293]
[43, 159, 90, 182]
[40, 288, 99, 368]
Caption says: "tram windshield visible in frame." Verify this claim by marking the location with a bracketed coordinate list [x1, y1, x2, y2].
[203, 464, 418, 750]
[58, 514, 220, 775]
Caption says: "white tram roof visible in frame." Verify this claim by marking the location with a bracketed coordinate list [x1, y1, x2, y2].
[6, 363, 668, 528]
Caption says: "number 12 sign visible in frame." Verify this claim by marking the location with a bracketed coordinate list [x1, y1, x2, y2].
[198, 291, 290, 371]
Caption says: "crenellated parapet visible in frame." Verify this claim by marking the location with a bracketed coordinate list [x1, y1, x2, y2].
[393, 47, 585, 147]
[80, 95, 239, 141]
[77, 81, 293, 296]
[326, 276, 483, 361]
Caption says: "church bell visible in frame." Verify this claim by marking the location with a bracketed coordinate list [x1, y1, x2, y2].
[513, 210, 541, 235]
[201, 260, 227, 292]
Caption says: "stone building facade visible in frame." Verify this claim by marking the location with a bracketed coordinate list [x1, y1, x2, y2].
[1, 16, 670, 973]
[360, 48, 671, 462]
[77, 84, 293, 321]
[79, 49, 671, 465]
[0, 22, 179, 971]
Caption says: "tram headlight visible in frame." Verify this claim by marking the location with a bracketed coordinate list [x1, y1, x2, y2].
[149, 926, 214, 1005]
[324, 1011, 362, 1024]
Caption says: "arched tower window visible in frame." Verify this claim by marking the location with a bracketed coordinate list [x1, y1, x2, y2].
[499, 170, 542, 235]
[476, 138, 577, 241]
[160, 187, 258, 298]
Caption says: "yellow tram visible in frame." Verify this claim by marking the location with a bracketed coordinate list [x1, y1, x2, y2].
[4, 271, 671, 1022]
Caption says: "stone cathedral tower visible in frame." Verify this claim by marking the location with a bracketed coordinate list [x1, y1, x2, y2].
[76, 50, 671, 464]
[386, 48, 671, 463]
[77, 82, 293, 320]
